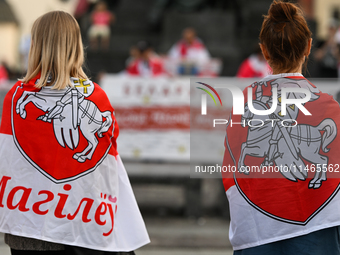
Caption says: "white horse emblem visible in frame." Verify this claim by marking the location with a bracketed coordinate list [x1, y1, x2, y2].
[237, 78, 337, 189]
[15, 78, 113, 163]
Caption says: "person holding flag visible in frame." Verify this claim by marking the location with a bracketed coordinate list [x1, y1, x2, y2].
[0, 11, 149, 254]
[223, 1, 340, 254]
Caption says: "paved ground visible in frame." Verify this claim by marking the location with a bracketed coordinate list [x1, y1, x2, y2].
[0, 217, 233, 255]
[137, 248, 233, 255]
[0, 233, 9, 255]
[137, 217, 233, 255]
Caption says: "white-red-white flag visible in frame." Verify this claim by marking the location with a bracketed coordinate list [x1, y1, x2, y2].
[0, 75, 149, 251]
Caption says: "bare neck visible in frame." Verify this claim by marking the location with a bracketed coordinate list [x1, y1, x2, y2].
[271, 61, 303, 75]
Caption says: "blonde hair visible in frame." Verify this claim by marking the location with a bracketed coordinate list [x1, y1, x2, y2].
[21, 11, 88, 89]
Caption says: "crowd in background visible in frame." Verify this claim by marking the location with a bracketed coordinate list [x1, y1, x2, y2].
[313, 18, 340, 78]
[1, 0, 340, 86]
[71, 0, 340, 79]
[124, 27, 218, 78]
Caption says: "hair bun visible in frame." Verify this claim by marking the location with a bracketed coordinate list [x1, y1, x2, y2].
[268, 1, 298, 23]
[259, 0, 311, 73]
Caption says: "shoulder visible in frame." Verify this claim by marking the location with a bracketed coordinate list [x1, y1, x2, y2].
[4, 81, 23, 99]
[88, 81, 113, 109]
[0, 81, 24, 135]
[70, 77, 110, 101]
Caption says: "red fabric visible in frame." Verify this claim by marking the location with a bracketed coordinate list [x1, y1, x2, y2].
[115, 106, 189, 130]
[180, 43, 187, 56]
[0, 74, 119, 165]
[0, 83, 18, 135]
[223, 75, 340, 223]
[0, 65, 8, 82]
[177, 39, 204, 57]
[126, 58, 164, 76]
[92, 11, 112, 26]
[236, 59, 262, 78]
[126, 62, 139, 75]
[74, 0, 89, 18]
[0, 77, 42, 135]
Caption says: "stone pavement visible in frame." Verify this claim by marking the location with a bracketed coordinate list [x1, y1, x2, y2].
[0, 217, 233, 255]
[137, 248, 233, 255]
[0, 233, 10, 255]
[137, 217, 233, 255]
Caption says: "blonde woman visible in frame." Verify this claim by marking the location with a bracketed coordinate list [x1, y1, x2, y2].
[0, 11, 149, 255]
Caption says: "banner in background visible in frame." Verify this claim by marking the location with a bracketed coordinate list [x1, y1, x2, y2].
[101, 76, 340, 163]
[101, 76, 191, 161]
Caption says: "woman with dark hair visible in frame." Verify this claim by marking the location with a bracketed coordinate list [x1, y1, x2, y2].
[0, 11, 149, 255]
[223, 1, 340, 254]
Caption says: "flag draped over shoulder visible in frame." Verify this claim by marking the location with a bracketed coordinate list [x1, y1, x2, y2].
[0, 75, 149, 251]
[223, 73, 340, 250]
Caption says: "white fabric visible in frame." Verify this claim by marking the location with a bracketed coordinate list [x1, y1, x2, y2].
[248, 54, 271, 77]
[227, 185, 340, 250]
[0, 133, 149, 251]
[168, 42, 210, 65]
[225, 73, 340, 250]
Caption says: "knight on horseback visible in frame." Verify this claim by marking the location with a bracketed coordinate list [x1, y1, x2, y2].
[253, 78, 319, 167]
[37, 78, 92, 130]
[16, 77, 113, 163]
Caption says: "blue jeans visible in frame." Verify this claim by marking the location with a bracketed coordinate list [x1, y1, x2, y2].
[234, 226, 340, 255]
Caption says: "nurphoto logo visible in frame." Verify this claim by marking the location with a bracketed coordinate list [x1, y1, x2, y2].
[196, 82, 312, 116]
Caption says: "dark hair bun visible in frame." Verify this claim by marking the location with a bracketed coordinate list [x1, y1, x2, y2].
[259, 0, 311, 72]
[268, 1, 298, 23]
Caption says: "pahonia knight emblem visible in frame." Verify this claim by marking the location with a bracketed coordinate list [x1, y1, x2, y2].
[237, 77, 337, 189]
[11, 78, 115, 183]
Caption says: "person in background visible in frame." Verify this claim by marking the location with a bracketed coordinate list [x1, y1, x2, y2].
[73, 0, 90, 33]
[335, 24, 340, 78]
[335, 23, 340, 45]
[88, 1, 115, 50]
[0, 61, 9, 85]
[126, 41, 165, 77]
[313, 19, 339, 78]
[125, 45, 139, 67]
[168, 27, 210, 75]
[236, 46, 271, 78]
